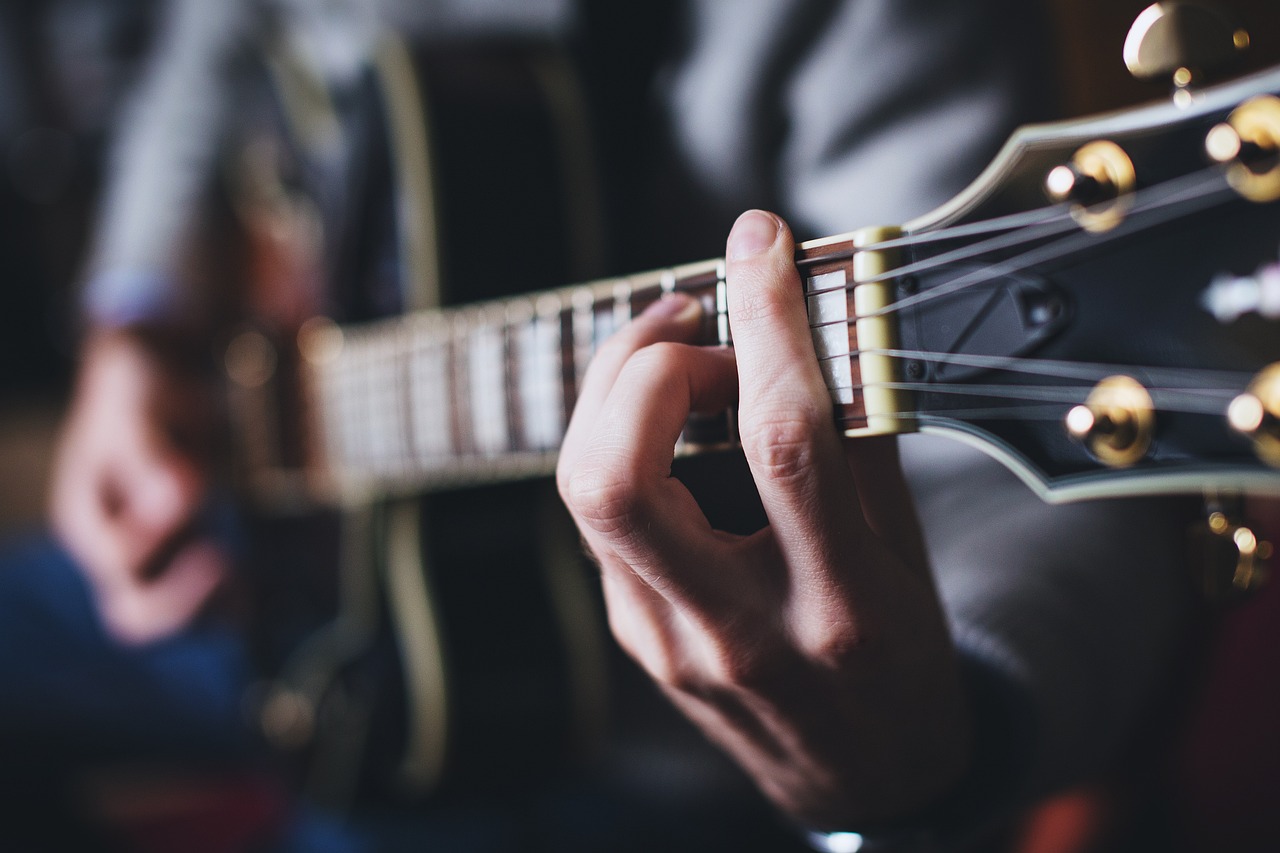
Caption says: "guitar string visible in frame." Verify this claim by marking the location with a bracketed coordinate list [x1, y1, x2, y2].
[798, 161, 1231, 267]
[817, 348, 1254, 389]
[794, 203, 1074, 268]
[840, 405, 1075, 423]
[341, 163, 1228, 365]
[330, 166, 1239, 468]
[342, 165, 1227, 389]
[874, 172, 1235, 318]
[800, 164, 1228, 298]
[828, 381, 1236, 420]
[845, 380, 1235, 410]
[800, 201, 1090, 299]
[802, 166, 1233, 318]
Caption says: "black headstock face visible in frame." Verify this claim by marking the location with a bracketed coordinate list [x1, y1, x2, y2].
[896, 66, 1280, 501]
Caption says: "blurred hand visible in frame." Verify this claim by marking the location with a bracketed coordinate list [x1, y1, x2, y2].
[50, 329, 230, 645]
[558, 210, 969, 827]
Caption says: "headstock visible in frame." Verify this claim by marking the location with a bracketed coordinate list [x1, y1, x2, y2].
[881, 56, 1280, 502]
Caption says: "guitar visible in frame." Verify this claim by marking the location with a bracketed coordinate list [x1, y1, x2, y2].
[229, 28, 1280, 813]
[287, 63, 1280, 508]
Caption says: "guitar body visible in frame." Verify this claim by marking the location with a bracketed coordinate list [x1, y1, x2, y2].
[231, 37, 610, 805]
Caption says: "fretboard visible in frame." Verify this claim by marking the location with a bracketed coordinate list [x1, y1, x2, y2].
[302, 227, 904, 498]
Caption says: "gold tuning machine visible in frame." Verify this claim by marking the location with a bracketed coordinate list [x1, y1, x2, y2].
[1044, 141, 1136, 233]
[1205, 96, 1280, 202]
[1065, 375, 1155, 468]
[1124, 2, 1250, 105]
[1228, 363, 1280, 466]
[1190, 497, 1271, 601]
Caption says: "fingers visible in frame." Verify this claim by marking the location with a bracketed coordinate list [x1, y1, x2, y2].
[725, 211, 868, 576]
[565, 340, 739, 604]
[115, 422, 206, 575]
[558, 293, 703, 486]
[49, 330, 222, 642]
[95, 538, 230, 644]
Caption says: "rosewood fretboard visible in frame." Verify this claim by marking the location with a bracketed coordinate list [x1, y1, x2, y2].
[296, 232, 880, 499]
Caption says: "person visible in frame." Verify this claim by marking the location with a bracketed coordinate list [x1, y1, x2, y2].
[6, 0, 1196, 848]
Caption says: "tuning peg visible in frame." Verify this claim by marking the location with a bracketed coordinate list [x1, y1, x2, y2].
[1044, 141, 1136, 232]
[1124, 2, 1250, 103]
[1228, 363, 1280, 466]
[1205, 96, 1280, 202]
[1065, 375, 1154, 468]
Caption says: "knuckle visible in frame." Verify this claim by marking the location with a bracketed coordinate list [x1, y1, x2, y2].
[563, 458, 643, 536]
[622, 340, 689, 381]
[729, 268, 792, 327]
[804, 621, 872, 673]
[653, 657, 707, 696]
[740, 411, 822, 484]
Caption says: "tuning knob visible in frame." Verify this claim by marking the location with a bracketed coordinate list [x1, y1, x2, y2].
[1228, 363, 1280, 465]
[1045, 141, 1136, 232]
[1206, 96, 1280, 202]
[1124, 2, 1250, 102]
[1066, 375, 1155, 467]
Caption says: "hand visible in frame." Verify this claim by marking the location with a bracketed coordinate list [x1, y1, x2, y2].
[558, 210, 969, 827]
[49, 329, 230, 645]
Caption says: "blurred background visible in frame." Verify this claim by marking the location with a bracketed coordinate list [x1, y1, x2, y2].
[0, 0, 158, 526]
[3, 1, 1280, 851]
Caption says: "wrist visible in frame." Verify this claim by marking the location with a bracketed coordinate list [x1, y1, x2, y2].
[801, 650, 1038, 853]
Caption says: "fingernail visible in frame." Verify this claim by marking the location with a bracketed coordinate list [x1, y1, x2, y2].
[727, 210, 779, 260]
[644, 292, 701, 322]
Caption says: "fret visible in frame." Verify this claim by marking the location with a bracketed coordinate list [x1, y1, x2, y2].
[347, 334, 380, 470]
[671, 260, 722, 293]
[408, 314, 454, 462]
[570, 287, 595, 412]
[716, 266, 731, 345]
[507, 295, 565, 451]
[366, 329, 410, 479]
[806, 269, 854, 405]
[504, 300, 533, 451]
[319, 334, 357, 476]
[449, 313, 474, 458]
[467, 310, 511, 456]
[611, 279, 631, 334]
[627, 270, 663, 316]
[296, 236, 878, 499]
[671, 258, 736, 451]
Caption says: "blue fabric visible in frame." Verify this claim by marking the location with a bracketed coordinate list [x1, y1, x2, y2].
[0, 534, 811, 851]
[0, 533, 251, 766]
[81, 268, 186, 328]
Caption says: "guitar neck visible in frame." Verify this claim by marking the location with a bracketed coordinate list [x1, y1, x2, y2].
[235, 65, 1280, 507]
[298, 230, 889, 499]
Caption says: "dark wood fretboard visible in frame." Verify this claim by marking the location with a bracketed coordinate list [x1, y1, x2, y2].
[300, 229, 894, 499]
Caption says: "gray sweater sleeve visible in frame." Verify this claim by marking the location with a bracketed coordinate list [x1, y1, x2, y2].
[82, 0, 256, 324]
[663, 0, 1052, 236]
